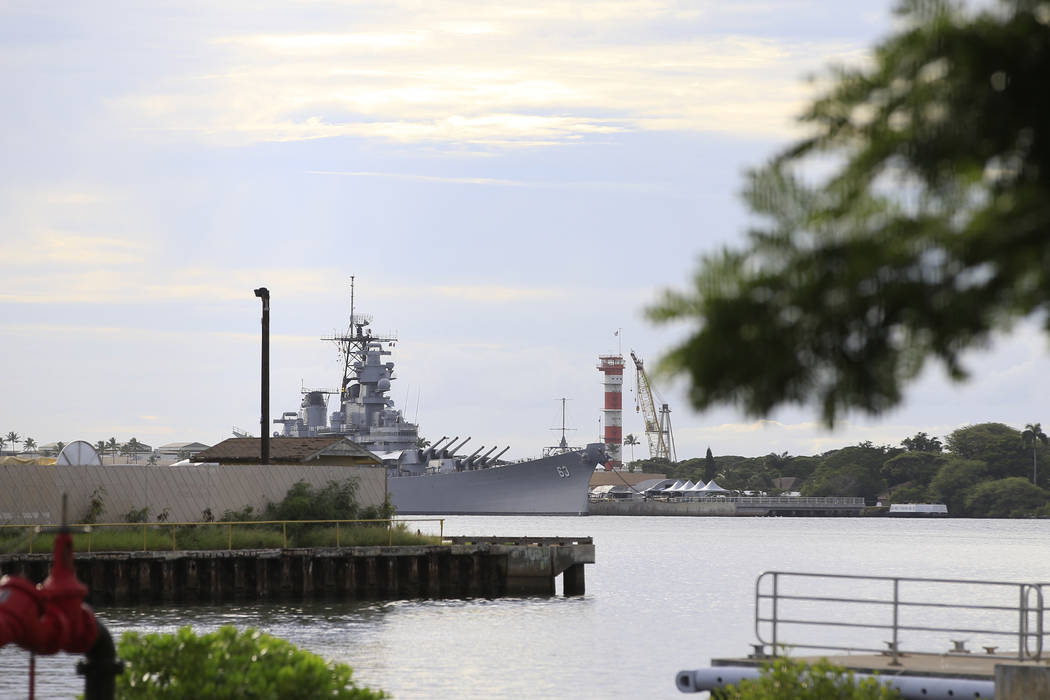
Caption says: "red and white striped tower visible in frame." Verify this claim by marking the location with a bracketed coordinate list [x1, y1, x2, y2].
[597, 354, 625, 470]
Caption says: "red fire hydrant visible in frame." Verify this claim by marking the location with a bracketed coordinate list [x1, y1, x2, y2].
[0, 518, 120, 699]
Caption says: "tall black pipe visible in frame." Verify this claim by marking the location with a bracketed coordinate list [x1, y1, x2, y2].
[77, 622, 122, 700]
[254, 287, 270, 465]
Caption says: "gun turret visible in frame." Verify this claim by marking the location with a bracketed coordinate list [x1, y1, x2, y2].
[439, 436, 459, 458]
[473, 445, 498, 467]
[461, 445, 485, 468]
[476, 445, 511, 467]
[445, 436, 471, 457]
[420, 435, 449, 462]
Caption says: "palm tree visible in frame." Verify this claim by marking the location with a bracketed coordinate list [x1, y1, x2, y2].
[22, 437, 37, 453]
[106, 437, 119, 462]
[0, 436, 6, 455]
[4, 432, 20, 455]
[1022, 423, 1049, 485]
[124, 437, 145, 462]
[623, 434, 640, 461]
[95, 440, 107, 462]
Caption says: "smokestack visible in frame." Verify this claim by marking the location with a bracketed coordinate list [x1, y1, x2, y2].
[254, 287, 270, 465]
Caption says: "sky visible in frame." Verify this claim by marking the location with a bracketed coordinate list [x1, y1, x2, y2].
[3, 0, 1047, 461]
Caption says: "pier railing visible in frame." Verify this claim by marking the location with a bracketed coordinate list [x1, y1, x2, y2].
[0, 518, 446, 553]
[669, 496, 865, 505]
[755, 571, 1050, 663]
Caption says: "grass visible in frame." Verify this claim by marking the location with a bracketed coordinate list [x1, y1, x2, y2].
[0, 521, 442, 554]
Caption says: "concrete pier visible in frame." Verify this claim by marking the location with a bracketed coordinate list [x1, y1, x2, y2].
[589, 497, 866, 516]
[0, 536, 594, 606]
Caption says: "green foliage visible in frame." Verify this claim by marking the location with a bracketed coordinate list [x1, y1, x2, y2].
[648, 0, 1050, 427]
[1021, 422, 1049, 483]
[116, 625, 386, 699]
[359, 493, 395, 522]
[263, 479, 362, 522]
[720, 657, 900, 699]
[928, 458, 989, 516]
[901, 432, 942, 453]
[221, 505, 256, 522]
[881, 451, 946, 488]
[945, 423, 1029, 479]
[123, 506, 151, 523]
[886, 482, 929, 504]
[704, 447, 717, 483]
[965, 477, 1048, 517]
[635, 457, 674, 474]
[803, 445, 894, 502]
[81, 486, 107, 524]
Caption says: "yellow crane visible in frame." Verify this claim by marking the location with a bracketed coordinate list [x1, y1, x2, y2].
[630, 350, 676, 462]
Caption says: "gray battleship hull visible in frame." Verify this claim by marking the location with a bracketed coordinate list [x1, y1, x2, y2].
[389, 450, 594, 515]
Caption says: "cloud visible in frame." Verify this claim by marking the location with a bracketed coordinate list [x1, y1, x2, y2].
[0, 322, 315, 346]
[110, 3, 866, 147]
[433, 285, 563, 303]
[306, 170, 662, 194]
[0, 265, 342, 305]
[2, 231, 148, 266]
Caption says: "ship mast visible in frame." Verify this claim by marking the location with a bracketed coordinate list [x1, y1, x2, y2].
[340, 275, 356, 399]
[323, 276, 397, 404]
[546, 398, 576, 454]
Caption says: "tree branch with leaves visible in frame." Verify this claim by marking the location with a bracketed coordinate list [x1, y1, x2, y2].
[649, 0, 1050, 426]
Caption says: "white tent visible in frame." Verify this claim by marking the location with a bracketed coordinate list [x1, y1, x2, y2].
[698, 479, 729, 493]
[673, 480, 695, 491]
[687, 481, 708, 492]
[642, 479, 676, 493]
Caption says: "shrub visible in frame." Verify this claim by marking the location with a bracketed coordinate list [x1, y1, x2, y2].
[122, 506, 150, 523]
[720, 657, 900, 699]
[116, 625, 387, 699]
[263, 479, 363, 522]
[81, 486, 106, 524]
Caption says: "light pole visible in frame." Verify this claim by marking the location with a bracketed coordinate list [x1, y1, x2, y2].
[253, 287, 270, 465]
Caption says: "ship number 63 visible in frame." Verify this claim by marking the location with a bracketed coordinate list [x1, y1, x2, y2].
[555, 466, 570, 478]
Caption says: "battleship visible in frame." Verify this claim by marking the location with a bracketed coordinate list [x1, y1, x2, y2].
[274, 280, 604, 515]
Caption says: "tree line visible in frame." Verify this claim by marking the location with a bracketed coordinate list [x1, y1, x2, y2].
[0, 432, 158, 463]
[630, 423, 1050, 518]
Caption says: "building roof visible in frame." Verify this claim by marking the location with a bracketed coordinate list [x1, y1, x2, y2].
[193, 437, 381, 465]
[157, 441, 212, 451]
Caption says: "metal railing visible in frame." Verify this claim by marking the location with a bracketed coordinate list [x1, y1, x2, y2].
[0, 518, 446, 553]
[755, 571, 1050, 664]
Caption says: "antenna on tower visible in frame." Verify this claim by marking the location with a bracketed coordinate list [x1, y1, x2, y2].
[349, 275, 355, 336]
[549, 398, 576, 449]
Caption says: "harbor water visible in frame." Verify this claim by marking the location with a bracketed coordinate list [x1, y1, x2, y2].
[4, 516, 1050, 698]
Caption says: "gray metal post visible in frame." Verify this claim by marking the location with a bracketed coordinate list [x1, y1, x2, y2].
[891, 578, 901, 666]
[771, 573, 778, 654]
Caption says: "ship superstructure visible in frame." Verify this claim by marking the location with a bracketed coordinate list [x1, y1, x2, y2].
[275, 309, 419, 454]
